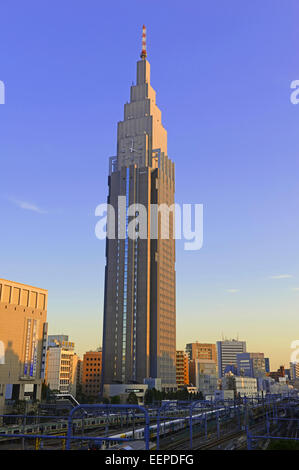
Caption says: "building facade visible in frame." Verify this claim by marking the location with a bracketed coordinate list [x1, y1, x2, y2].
[82, 350, 102, 397]
[0, 279, 48, 414]
[290, 362, 299, 381]
[102, 28, 176, 390]
[222, 374, 258, 398]
[214, 390, 234, 401]
[269, 366, 285, 382]
[176, 351, 189, 388]
[185, 342, 217, 363]
[45, 336, 78, 395]
[189, 359, 217, 386]
[48, 335, 74, 350]
[237, 352, 266, 378]
[217, 339, 246, 378]
[189, 359, 218, 397]
[197, 375, 218, 398]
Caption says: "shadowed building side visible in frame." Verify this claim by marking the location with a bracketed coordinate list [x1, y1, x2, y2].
[0, 279, 48, 416]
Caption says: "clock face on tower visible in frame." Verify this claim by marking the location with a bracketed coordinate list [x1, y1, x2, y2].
[118, 135, 147, 167]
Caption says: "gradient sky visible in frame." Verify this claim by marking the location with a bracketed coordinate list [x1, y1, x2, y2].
[0, 0, 298, 370]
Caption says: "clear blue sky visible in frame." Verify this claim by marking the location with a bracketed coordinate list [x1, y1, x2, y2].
[0, 0, 298, 369]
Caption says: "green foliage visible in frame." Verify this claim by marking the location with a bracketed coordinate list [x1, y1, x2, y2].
[268, 439, 299, 450]
[14, 400, 26, 414]
[127, 392, 138, 404]
[41, 382, 51, 401]
[110, 395, 121, 404]
[75, 384, 101, 404]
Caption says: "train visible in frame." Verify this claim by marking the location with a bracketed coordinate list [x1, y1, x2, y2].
[0, 407, 198, 441]
[99, 405, 239, 449]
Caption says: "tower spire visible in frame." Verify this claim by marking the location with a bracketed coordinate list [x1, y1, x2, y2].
[140, 24, 147, 59]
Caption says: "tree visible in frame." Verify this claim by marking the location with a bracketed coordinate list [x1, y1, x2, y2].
[41, 382, 51, 401]
[176, 388, 190, 401]
[14, 400, 26, 415]
[111, 395, 121, 404]
[127, 392, 138, 404]
[144, 389, 153, 404]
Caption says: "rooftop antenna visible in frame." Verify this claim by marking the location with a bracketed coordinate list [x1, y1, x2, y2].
[140, 24, 147, 59]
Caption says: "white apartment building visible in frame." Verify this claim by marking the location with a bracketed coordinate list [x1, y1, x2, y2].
[46, 347, 78, 395]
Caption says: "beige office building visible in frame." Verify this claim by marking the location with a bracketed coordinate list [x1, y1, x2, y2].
[186, 342, 217, 362]
[0, 279, 48, 414]
[102, 28, 176, 390]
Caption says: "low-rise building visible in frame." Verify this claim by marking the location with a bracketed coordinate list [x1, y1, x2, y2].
[82, 350, 102, 397]
[213, 390, 234, 401]
[258, 376, 292, 395]
[186, 386, 198, 394]
[45, 336, 78, 395]
[222, 374, 257, 397]
[269, 366, 285, 382]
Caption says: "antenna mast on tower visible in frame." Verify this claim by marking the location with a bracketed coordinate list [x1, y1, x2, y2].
[140, 25, 147, 59]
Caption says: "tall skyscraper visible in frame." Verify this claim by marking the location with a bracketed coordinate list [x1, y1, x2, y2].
[102, 27, 176, 391]
[217, 339, 246, 378]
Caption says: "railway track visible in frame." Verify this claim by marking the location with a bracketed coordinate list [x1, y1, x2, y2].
[164, 422, 264, 450]
[165, 429, 244, 450]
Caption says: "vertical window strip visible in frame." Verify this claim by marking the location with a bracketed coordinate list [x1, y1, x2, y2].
[132, 172, 139, 381]
[121, 167, 130, 382]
